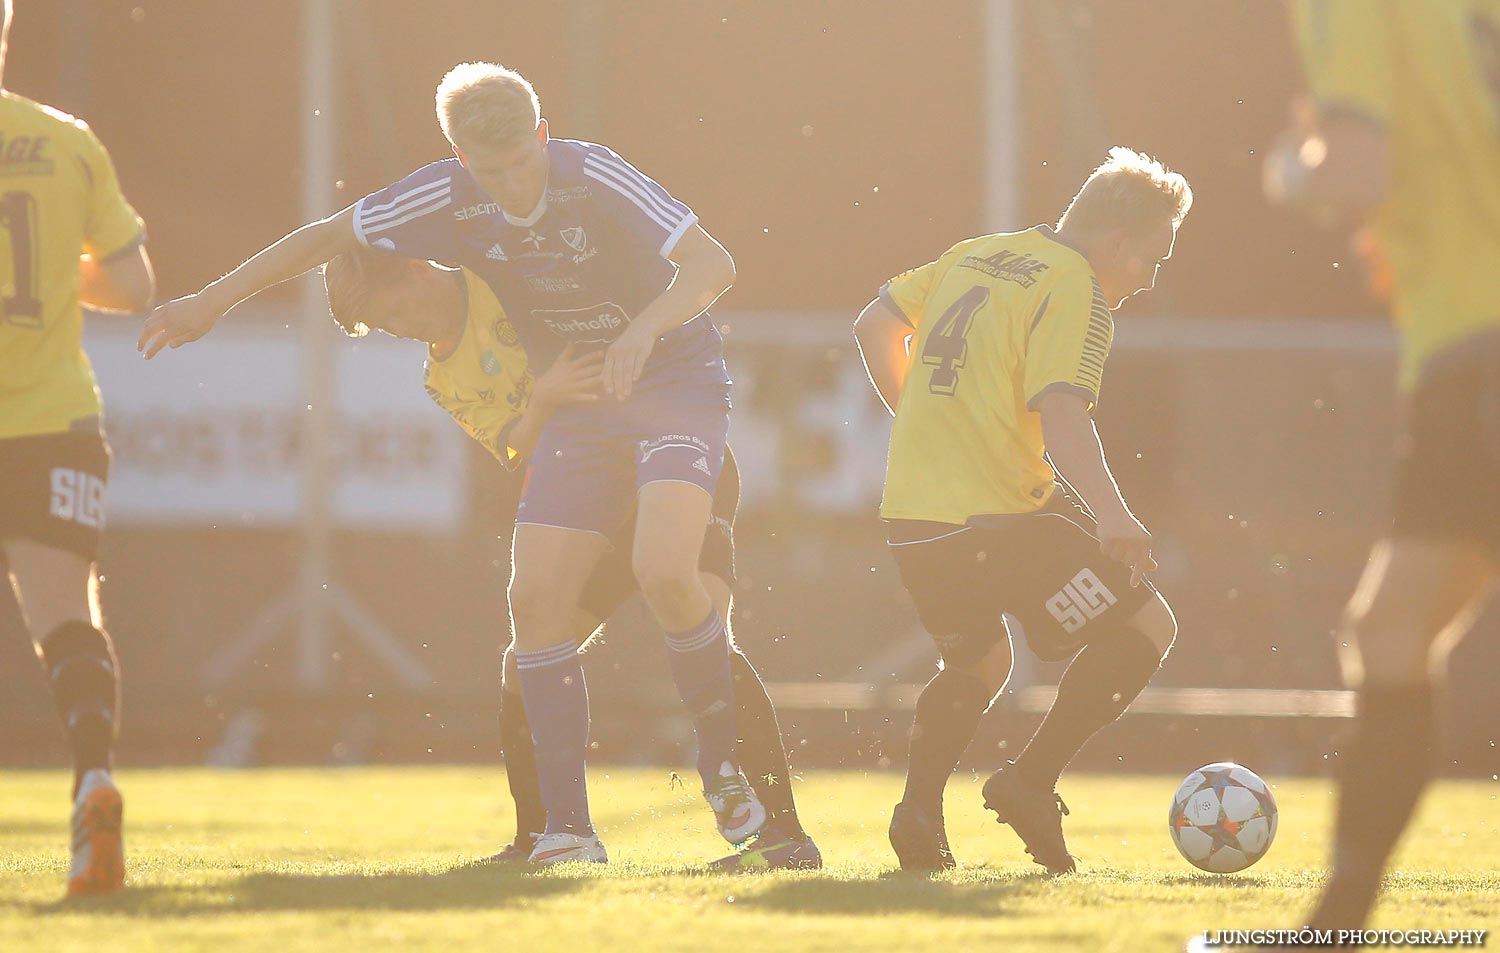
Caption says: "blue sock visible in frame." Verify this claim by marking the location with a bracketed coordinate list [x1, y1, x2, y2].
[514, 641, 593, 836]
[664, 608, 738, 785]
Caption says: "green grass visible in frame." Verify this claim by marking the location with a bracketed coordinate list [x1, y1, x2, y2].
[1, 768, 1496, 952]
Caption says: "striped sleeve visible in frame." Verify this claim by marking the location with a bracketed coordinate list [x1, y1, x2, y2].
[1023, 268, 1114, 411]
[581, 145, 697, 257]
[352, 161, 458, 261]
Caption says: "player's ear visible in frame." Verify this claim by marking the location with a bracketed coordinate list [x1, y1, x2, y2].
[536, 118, 550, 144]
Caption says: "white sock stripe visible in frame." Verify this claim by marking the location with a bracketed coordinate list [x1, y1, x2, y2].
[517, 648, 577, 667]
[515, 642, 579, 669]
[667, 611, 725, 642]
[666, 620, 726, 652]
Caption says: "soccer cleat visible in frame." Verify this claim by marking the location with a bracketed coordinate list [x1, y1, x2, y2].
[888, 800, 957, 872]
[67, 769, 124, 896]
[981, 766, 1077, 874]
[486, 833, 539, 863]
[708, 827, 823, 871]
[526, 831, 608, 865]
[703, 762, 768, 846]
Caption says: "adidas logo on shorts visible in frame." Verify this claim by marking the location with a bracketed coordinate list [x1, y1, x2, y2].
[692, 456, 712, 476]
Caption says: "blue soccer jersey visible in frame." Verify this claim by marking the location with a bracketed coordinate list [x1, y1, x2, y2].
[352, 139, 723, 376]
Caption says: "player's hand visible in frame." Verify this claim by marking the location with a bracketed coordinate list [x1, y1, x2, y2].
[138, 292, 226, 359]
[602, 320, 659, 400]
[1095, 511, 1157, 588]
[533, 344, 605, 411]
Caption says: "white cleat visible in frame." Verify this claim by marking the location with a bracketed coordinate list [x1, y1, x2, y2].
[703, 761, 768, 846]
[527, 831, 608, 865]
[68, 768, 124, 896]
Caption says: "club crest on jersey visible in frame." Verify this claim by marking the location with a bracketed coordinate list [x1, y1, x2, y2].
[493, 319, 520, 347]
[560, 226, 588, 253]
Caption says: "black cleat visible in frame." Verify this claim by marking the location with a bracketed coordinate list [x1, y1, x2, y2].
[888, 801, 957, 872]
[485, 834, 538, 863]
[981, 767, 1076, 874]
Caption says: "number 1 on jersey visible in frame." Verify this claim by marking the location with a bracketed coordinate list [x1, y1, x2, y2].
[921, 285, 989, 395]
[1, 191, 43, 328]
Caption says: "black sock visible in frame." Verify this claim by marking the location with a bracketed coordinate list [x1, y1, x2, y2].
[1310, 684, 1436, 931]
[901, 668, 993, 810]
[499, 688, 546, 842]
[1014, 627, 1162, 791]
[729, 649, 805, 839]
[38, 621, 119, 796]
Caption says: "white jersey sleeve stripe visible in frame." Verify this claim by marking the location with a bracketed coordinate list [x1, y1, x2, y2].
[360, 177, 451, 216]
[359, 185, 452, 229]
[659, 211, 699, 258]
[583, 154, 685, 222]
[585, 152, 683, 214]
[583, 165, 680, 232]
[362, 194, 453, 237]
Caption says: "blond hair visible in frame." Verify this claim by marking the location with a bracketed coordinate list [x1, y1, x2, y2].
[1058, 147, 1193, 235]
[322, 247, 417, 337]
[435, 62, 540, 149]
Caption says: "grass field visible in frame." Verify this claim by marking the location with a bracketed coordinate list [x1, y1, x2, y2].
[1, 767, 1495, 952]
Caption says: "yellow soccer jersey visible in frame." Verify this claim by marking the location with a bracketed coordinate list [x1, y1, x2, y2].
[879, 227, 1113, 524]
[1294, 0, 1500, 389]
[0, 93, 144, 439]
[423, 268, 536, 467]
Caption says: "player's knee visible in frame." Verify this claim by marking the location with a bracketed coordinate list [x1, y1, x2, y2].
[506, 575, 571, 639]
[1130, 593, 1178, 658]
[633, 556, 702, 615]
[936, 631, 1011, 696]
[1340, 608, 1431, 685]
[975, 638, 1013, 698]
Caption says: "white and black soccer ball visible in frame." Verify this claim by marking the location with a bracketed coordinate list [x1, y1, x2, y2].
[1169, 762, 1278, 873]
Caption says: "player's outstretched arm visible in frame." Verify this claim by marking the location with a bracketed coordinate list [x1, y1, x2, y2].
[1038, 390, 1157, 587]
[602, 224, 736, 399]
[80, 244, 155, 314]
[138, 205, 360, 359]
[853, 295, 913, 415]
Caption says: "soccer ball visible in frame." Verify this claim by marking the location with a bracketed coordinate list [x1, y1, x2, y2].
[1168, 762, 1278, 873]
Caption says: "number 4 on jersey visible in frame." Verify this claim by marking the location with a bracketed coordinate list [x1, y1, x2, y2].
[921, 285, 988, 395]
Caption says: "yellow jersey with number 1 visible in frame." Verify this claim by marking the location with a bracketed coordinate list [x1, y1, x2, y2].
[1294, 0, 1500, 389]
[879, 226, 1113, 525]
[0, 92, 145, 439]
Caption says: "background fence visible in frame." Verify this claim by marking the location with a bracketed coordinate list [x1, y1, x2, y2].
[4, 2, 1497, 779]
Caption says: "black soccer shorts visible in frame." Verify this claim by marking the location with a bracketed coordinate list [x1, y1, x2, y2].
[888, 494, 1160, 665]
[1392, 331, 1500, 553]
[575, 444, 740, 623]
[0, 428, 112, 561]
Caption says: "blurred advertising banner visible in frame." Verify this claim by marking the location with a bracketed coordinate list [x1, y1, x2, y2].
[83, 318, 467, 533]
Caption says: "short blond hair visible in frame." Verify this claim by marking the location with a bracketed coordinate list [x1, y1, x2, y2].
[1058, 147, 1193, 235]
[435, 62, 540, 149]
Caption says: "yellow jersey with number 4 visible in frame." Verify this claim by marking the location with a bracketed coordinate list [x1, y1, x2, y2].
[1294, 0, 1500, 389]
[422, 268, 536, 468]
[0, 93, 144, 439]
[879, 226, 1113, 524]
